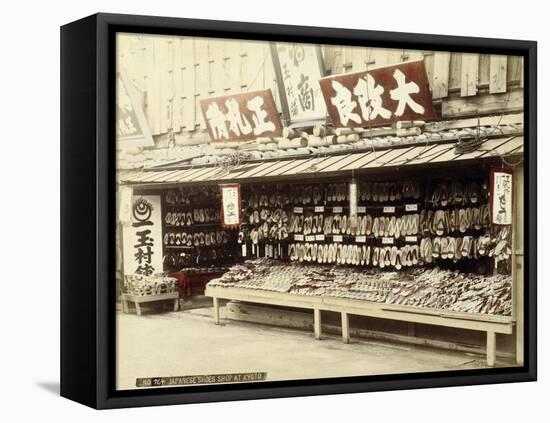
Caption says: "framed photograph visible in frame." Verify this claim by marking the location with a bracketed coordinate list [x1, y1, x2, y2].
[61, 13, 537, 409]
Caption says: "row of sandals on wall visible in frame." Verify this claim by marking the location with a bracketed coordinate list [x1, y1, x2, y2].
[287, 229, 509, 269]
[239, 204, 490, 245]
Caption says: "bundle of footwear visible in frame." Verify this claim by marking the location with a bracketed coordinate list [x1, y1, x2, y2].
[246, 187, 291, 208]
[195, 247, 235, 264]
[162, 251, 193, 269]
[165, 186, 219, 205]
[288, 242, 372, 265]
[287, 184, 340, 205]
[165, 208, 220, 226]
[429, 179, 487, 207]
[124, 274, 178, 296]
[248, 207, 290, 225]
[418, 205, 490, 236]
[287, 242, 420, 270]
[192, 208, 220, 224]
[371, 214, 419, 238]
[385, 267, 511, 314]
[419, 226, 511, 263]
[165, 211, 194, 226]
[181, 231, 229, 247]
[359, 180, 421, 202]
[246, 224, 289, 244]
[164, 231, 194, 246]
[245, 207, 291, 242]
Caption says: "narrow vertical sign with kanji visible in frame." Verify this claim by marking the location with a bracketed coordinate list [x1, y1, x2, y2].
[272, 43, 327, 124]
[220, 184, 241, 227]
[123, 195, 163, 275]
[490, 168, 513, 225]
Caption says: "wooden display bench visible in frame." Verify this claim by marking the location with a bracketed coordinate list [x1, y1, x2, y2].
[205, 286, 515, 367]
[121, 292, 179, 316]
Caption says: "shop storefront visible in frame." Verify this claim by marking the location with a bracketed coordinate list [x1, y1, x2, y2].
[116, 36, 525, 369]
[119, 120, 524, 367]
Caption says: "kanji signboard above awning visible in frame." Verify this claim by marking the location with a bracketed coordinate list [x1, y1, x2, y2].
[319, 60, 436, 128]
[200, 89, 283, 143]
[271, 42, 327, 125]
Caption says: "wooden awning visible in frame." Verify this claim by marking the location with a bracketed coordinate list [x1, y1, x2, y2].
[120, 136, 523, 187]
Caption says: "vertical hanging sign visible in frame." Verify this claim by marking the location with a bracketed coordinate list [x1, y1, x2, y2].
[490, 167, 513, 225]
[116, 71, 155, 147]
[220, 184, 242, 227]
[271, 42, 327, 125]
[349, 179, 358, 216]
[122, 195, 163, 276]
[349, 178, 358, 233]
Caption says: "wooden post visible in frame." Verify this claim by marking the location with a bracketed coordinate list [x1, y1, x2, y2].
[341, 312, 350, 344]
[213, 297, 220, 325]
[173, 298, 179, 312]
[487, 331, 496, 367]
[516, 286, 524, 365]
[314, 309, 322, 340]
[122, 296, 129, 314]
[135, 302, 142, 316]
[513, 167, 524, 365]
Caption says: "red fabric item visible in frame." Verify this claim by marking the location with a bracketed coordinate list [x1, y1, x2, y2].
[168, 271, 225, 299]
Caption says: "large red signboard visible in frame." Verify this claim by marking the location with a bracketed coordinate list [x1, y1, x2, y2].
[319, 60, 436, 128]
[200, 89, 283, 142]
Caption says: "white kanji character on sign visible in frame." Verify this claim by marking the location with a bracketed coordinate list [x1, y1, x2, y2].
[247, 96, 276, 135]
[390, 69, 425, 116]
[330, 81, 361, 126]
[225, 98, 252, 136]
[205, 102, 229, 140]
[353, 74, 392, 121]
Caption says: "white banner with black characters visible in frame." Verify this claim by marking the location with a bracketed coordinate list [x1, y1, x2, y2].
[123, 195, 163, 276]
[490, 168, 513, 225]
[272, 43, 327, 124]
[220, 184, 241, 227]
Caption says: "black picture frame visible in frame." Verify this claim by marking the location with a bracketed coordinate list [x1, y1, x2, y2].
[60, 12, 537, 409]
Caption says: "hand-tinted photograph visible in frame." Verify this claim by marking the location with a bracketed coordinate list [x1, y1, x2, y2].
[115, 32, 525, 391]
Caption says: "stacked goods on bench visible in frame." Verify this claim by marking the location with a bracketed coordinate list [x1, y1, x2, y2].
[125, 274, 178, 296]
[207, 258, 512, 315]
